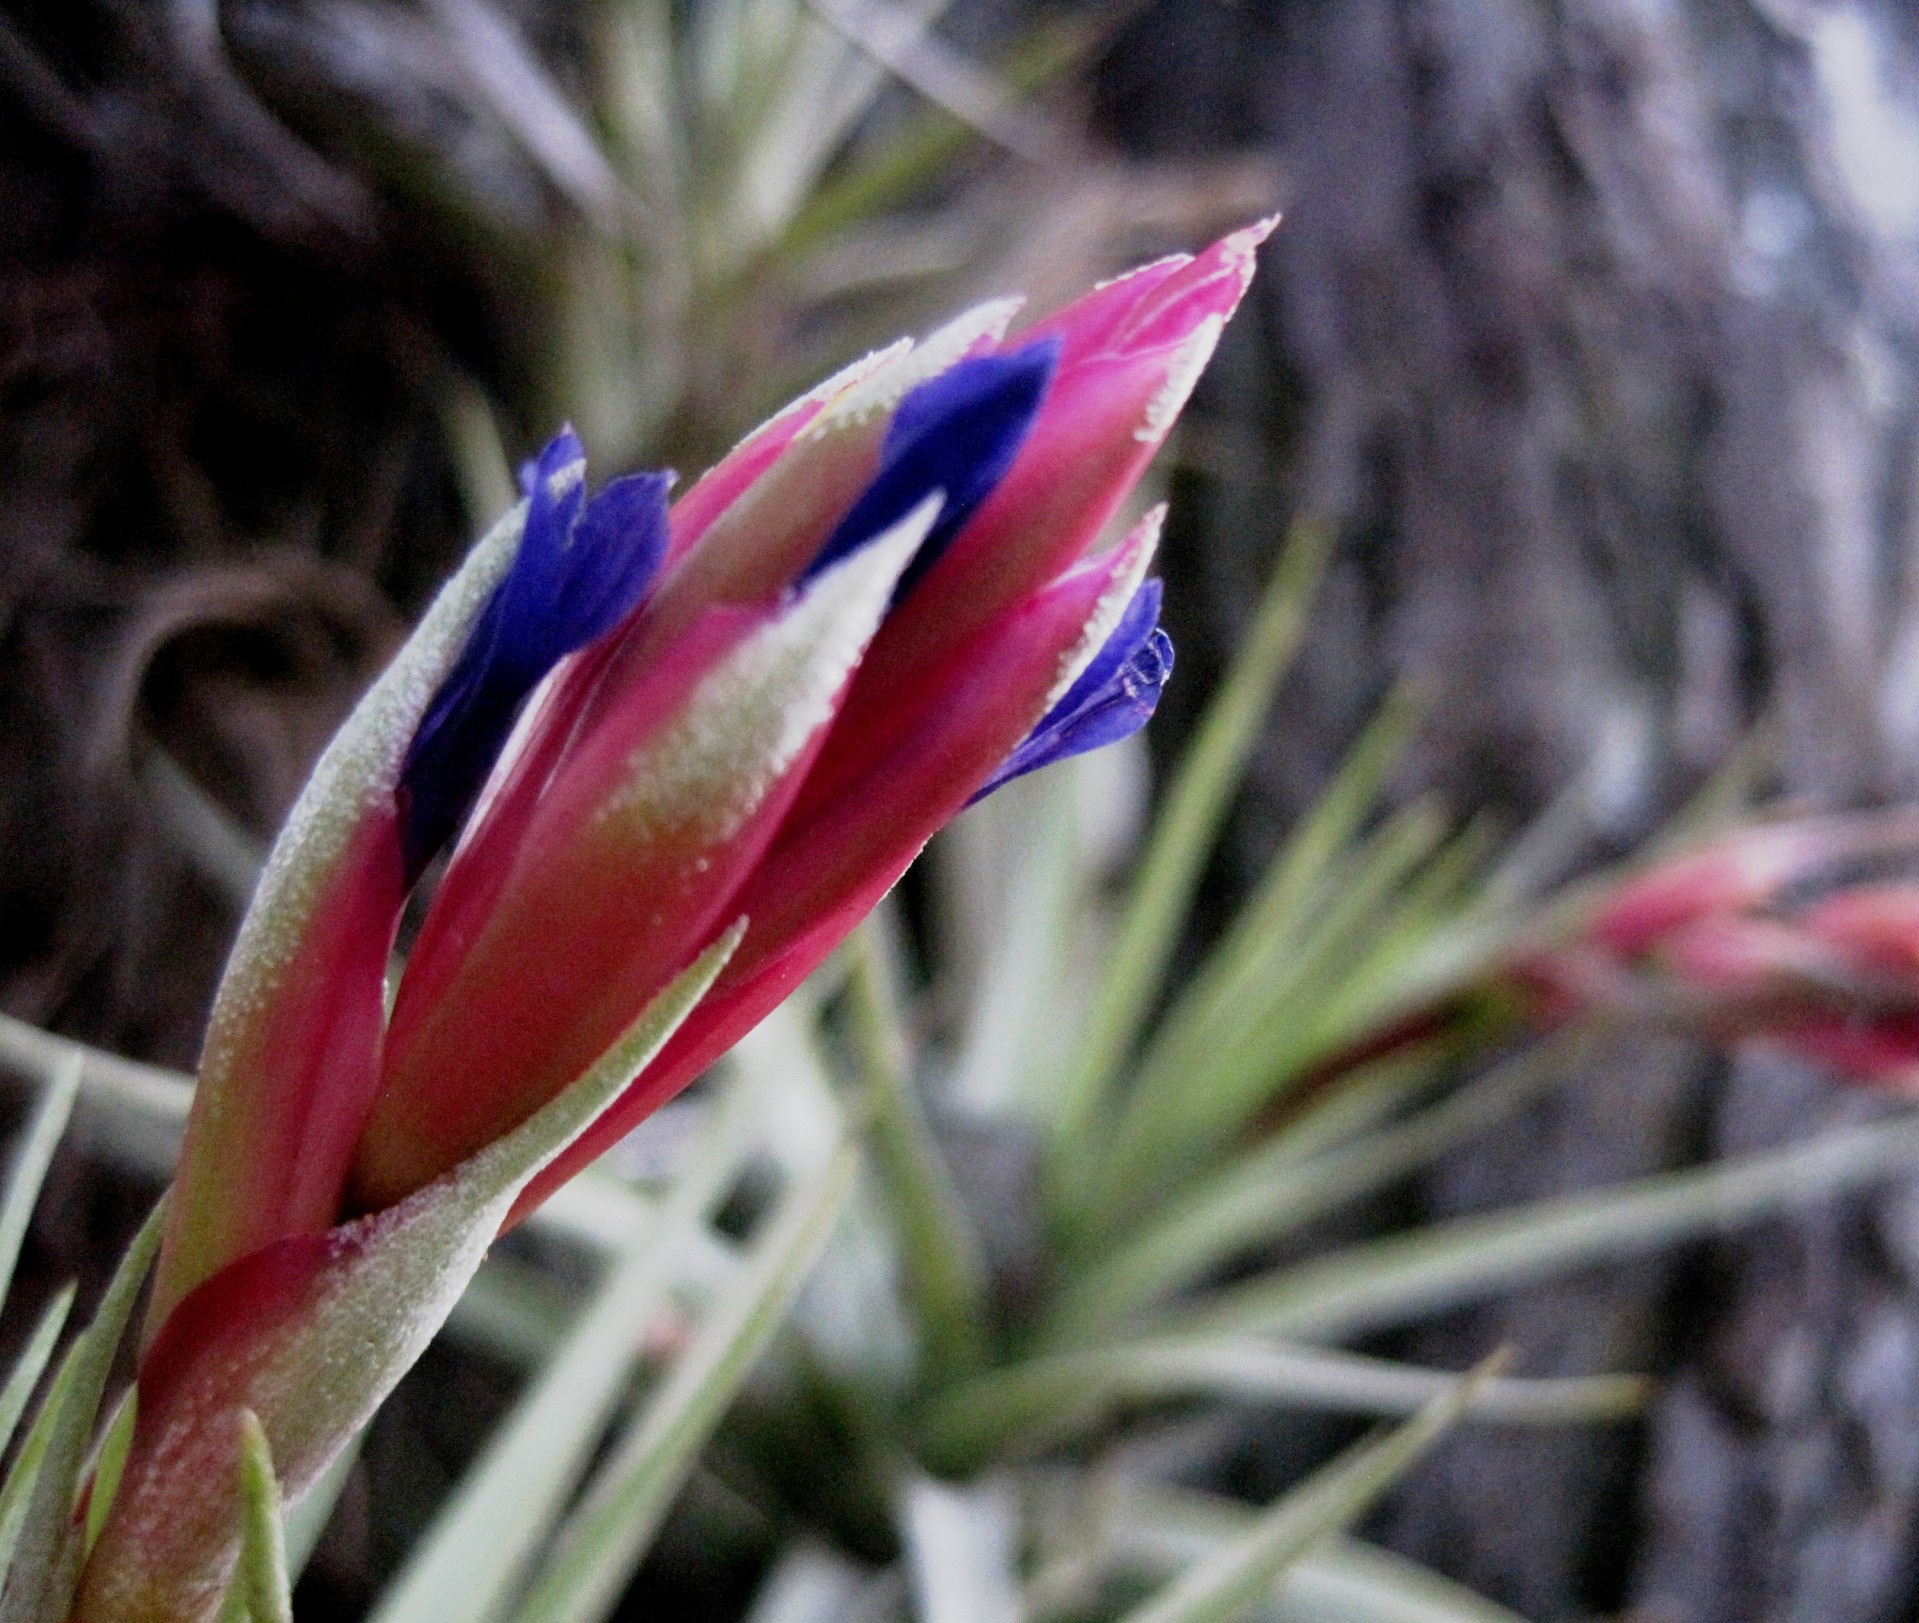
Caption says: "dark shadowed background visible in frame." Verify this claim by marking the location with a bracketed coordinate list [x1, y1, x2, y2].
[7, 1, 1919, 1617]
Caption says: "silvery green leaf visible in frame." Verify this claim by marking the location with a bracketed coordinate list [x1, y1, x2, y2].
[0, 1289, 73, 1469]
[0, 1053, 80, 1308]
[82, 1390, 136, 1557]
[846, 916, 988, 1382]
[1045, 1032, 1592, 1347]
[511, 1144, 859, 1623]
[1063, 1483, 1526, 1623]
[0, 1198, 165, 1623]
[899, 1474, 1020, 1623]
[1174, 1112, 1919, 1345]
[1048, 521, 1333, 1190]
[1112, 1361, 1496, 1623]
[369, 1062, 774, 1623]
[921, 1337, 1643, 1469]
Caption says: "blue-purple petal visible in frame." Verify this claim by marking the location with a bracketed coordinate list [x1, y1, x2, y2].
[970, 579, 1173, 803]
[397, 432, 671, 884]
[802, 339, 1058, 595]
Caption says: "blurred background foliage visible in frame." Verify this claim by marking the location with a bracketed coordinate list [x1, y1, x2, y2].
[9, 0, 1919, 1620]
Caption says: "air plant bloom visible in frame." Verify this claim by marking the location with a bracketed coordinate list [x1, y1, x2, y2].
[1514, 812, 1919, 1086]
[76, 222, 1269, 1619]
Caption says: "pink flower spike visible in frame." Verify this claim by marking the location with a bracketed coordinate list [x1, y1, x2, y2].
[1018, 251, 1195, 367]
[507, 542, 1154, 1221]
[663, 339, 911, 566]
[1779, 1016, 1919, 1089]
[852, 222, 1265, 704]
[1025, 215, 1276, 362]
[1585, 820, 1881, 956]
[1801, 886, 1919, 978]
[151, 812, 400, 1335]
[354, 497, 939, 1211]
[147, 515, 525, 1337]
[1653, 913, 1846, 998]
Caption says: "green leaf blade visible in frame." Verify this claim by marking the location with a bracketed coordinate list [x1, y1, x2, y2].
[512, 1143, 860, 1623]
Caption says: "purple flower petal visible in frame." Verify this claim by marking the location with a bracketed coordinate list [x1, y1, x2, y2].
[971, 579, 1173, 803]
[802, 339, 1058, 596]
[398, 430, 670, 883]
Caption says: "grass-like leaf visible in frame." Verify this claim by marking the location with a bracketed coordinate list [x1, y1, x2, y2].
[1093, 796, 1457, 1221]
[1172, 1112, 1919, 1345]
[219, 1412, 293, 1623]
[1261, 1537, 1529, 1623]
[368, 1062, 776, 1623]
[1045, 1031, 1593, 1347]
[846, 917, 989, 1383]
[0, 1197, 165, 1623]
[0, 1287, 72, 1470]
[737, 1543, 870, 1623]
[921, 1337, 1640, 1468]
[946, 765, 1089, 1122]
[1044, 1481, 1525, 1623]
[1047, 521, 1334, 1185]
[511, 1144, 860, 1623]
[0, 1347, 77, 1584]
[0, 1052, 80, 1310]
[82, 1390, 136, 1556]
[898, 1475, 1021, 1623]
[1111, 1358, 1500, 1623]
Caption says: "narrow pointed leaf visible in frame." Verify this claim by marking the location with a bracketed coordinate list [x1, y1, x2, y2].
[1049, 521, 1333, 1180]
[739, 1543, 869, 1623]
[1046, 1032, 1590, 1346]
[1113, 1360, 1499, 1623]
[369, 1062, 774, 1623]
[83, 1390, 136, 1556]
[1174, 1112, 1919, 1345]
[0, 1053, 79, 1308]
[513, 1144, 860, 1623]
[1264, 1538, 1530, 1623]
[0, 1198, 165, 1623]
[1095, 798, 1454, 1221]
[229, 1413, 293, 1623]
[847, 917, 989, 1382]
[0, 1286, 72, 1475]
[0, 1347, 77, 1592]
[899, 1475, 1020, 1623]
[1075, 1483, 1526, 1623]
[921, 1337, 1640, 1468]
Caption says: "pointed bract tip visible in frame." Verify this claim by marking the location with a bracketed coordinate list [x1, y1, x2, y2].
[814, 297, 1027, 434]
[1047, 510, 1164, 710]
[1106, 502, 1167, 586]
[1215, 214, 1280, 296]
[1188, 214, 1277, 305]
[521, 425, 587, 498]
[1229, 212, 1283, 254]
[1136, 313, 1224, 444]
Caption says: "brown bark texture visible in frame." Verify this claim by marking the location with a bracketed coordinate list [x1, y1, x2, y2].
[1100, 1, 1919, 1617]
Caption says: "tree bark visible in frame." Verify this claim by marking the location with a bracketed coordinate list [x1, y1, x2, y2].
[1102, 0, 1919, 1615]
